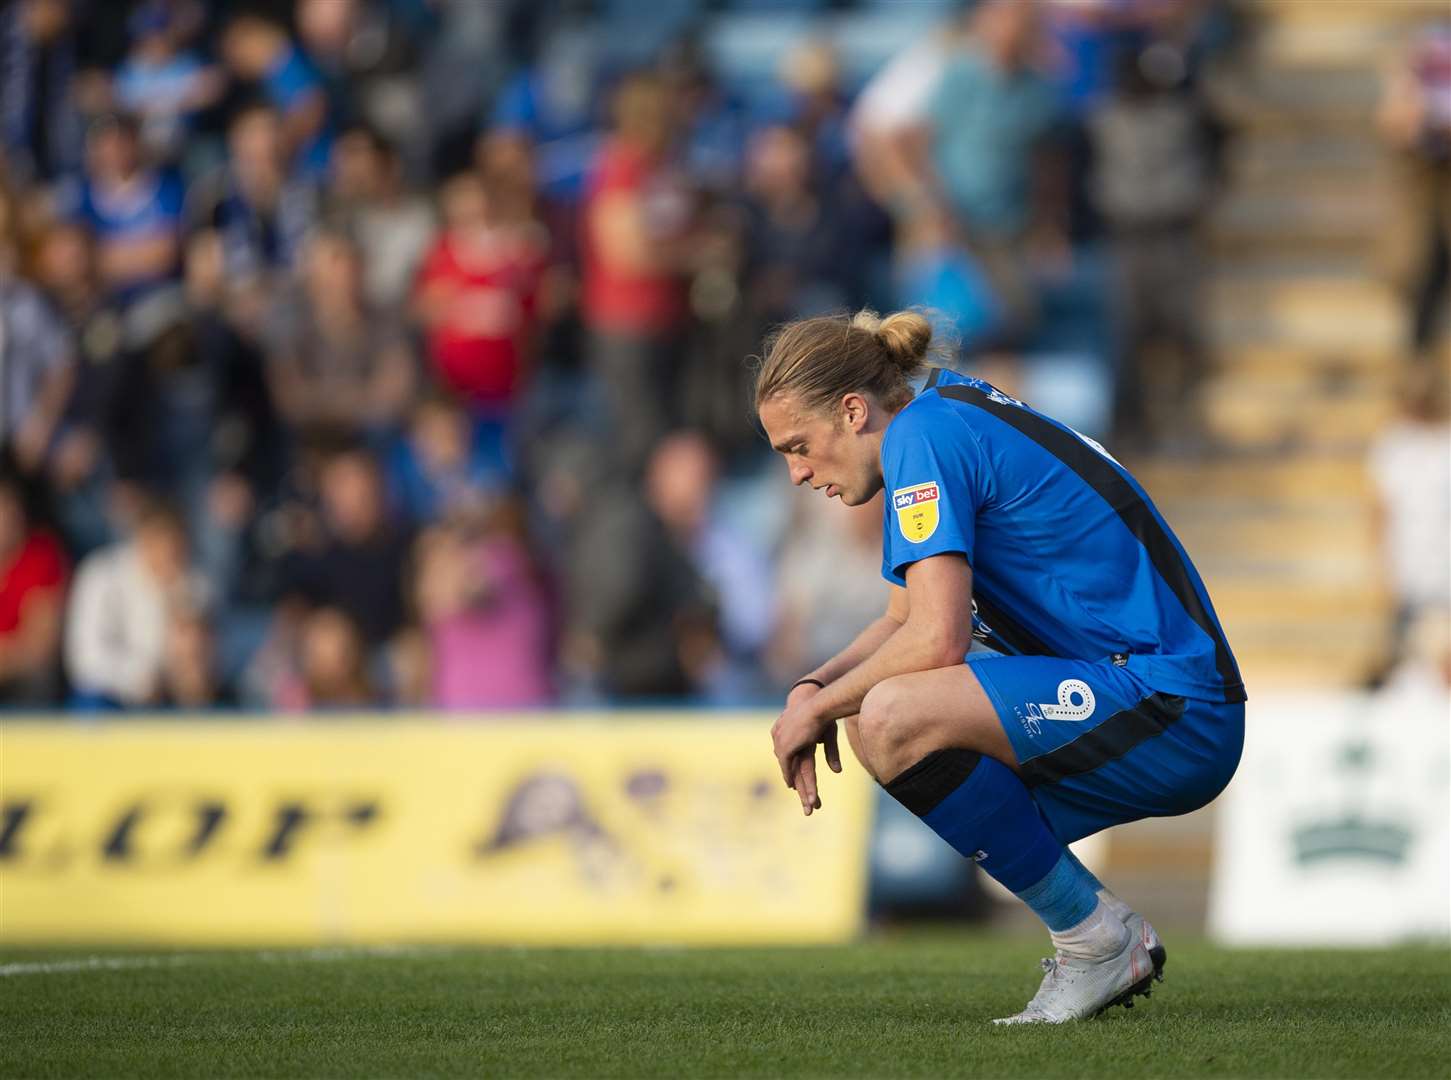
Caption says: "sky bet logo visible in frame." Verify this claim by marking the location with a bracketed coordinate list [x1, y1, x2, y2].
[892, 481, 941, 543]
[892, 484, 938, 510]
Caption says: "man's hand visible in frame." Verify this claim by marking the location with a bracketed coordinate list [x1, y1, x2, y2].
[772, 683, 843, 816]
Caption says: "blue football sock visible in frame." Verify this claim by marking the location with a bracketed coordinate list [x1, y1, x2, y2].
[1062, 846, 1106, 894]
[883, 749, 1100, 932]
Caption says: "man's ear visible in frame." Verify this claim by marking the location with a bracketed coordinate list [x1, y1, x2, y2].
[841, 392, 870, 433]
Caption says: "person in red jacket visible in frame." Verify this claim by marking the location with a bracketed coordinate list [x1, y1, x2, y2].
[414, 171, 547, 419]
[0, 471, 68, 704]
[580, 72, 696, 475]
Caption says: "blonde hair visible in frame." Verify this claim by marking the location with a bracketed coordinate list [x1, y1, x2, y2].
[753, 309, 939, 414]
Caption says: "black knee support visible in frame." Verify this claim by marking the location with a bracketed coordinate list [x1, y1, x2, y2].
[883, 748, 982, 817]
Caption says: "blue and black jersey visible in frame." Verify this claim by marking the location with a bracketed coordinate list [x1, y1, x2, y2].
[879, 368, 1245, 706]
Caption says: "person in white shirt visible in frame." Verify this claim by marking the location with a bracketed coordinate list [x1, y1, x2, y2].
[1367, 366, 1451, 673]
[64, 502, 205, 708]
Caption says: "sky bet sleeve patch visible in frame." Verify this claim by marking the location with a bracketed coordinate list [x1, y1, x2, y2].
[893, 481, 941, 543]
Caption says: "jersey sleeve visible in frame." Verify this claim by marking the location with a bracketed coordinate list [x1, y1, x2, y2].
[879, 400, 989, 585]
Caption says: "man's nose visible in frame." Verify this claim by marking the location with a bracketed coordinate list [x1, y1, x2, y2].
[789, 461, 811, 486]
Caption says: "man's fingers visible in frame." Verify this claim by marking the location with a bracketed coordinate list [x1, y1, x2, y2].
[796, 754, 819, 816]
[773, 724, 794, 787]
[824, 722, 842, 774]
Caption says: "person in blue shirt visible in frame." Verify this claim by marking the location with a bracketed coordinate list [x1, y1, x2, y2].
[57, 113, 184, 305]
[220, 13, 334, 178]
[112, 2, 224, 163]
[756, 308, 1245, 1025]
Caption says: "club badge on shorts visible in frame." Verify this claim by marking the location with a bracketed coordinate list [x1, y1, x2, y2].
[892, 481, 940, 543]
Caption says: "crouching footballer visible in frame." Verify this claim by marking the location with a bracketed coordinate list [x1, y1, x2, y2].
[757, 310, 1246, 1024]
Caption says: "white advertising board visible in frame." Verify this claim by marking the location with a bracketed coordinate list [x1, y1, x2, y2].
[1208, 689, 1451, 945]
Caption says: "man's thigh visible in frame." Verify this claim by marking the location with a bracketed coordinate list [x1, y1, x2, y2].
[965, 654, 1159, 765]
[966, 653, 1241, 842]
[858, 664, 1017, 778]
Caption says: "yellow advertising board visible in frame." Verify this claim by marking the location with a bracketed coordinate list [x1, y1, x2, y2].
[0, 716, 873, 946]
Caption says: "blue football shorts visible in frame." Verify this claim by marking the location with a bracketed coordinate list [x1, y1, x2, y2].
[964, 652, 1245, 844]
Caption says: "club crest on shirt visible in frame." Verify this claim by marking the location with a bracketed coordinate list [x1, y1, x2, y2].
[892, 481, 940, 543]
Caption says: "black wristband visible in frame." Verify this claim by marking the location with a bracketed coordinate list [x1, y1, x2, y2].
[790, 677, 825, 692]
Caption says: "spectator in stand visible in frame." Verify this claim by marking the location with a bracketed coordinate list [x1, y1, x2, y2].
[659, 37, 749, 197]
[476, 121, 578, 289]
[57, 112, 184, 305]
[846, 9, 1005, 346]
[413, 171, 546, 429]
[775, 39, 892, 311]
[535, 434, 714, 702]
[1088, 44, 1220, 450]
[177, 228, 286, 507]
[63, 500, 206, 708]
[0, 470, 68, 704]
[643, 431, 775, 701]
[486, 18, 606, 206]
[741, 123, 851, 323]
[581, 72, 696, 476]
[277, 445, 413, 654]
[409, 500, 555, 710]
[264, 227, 416, 444]
[272, 605, 377, 711]
[29, 218, 128, 555]
[156, 605, 235, 708]
[0, 0, 86, 185]
[769, 490, 885, 691]
[474, 128, 580, 396]
[294, 0, 410, 134]
[99, 234, 282, 602]
[220, 11, 334, 178]
[388, 391, 508, 527]
[189, 100, 319, 300]
[111, 1, 223, 165]
[1378, 21, 1451, 357]
[0, 231, 75, 478]
[926, 0, 1067, 344]
[778, 39, 853, 181]
[848, 8, 972, 233]
[1367, 366, 1451, 678]
[326, 124, 435, 311]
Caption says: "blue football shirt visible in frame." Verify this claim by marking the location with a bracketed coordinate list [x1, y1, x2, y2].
[879, 368, 1245, 705]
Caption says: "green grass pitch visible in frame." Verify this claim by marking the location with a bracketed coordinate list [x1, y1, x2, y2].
[3, 931, 1448, 1078]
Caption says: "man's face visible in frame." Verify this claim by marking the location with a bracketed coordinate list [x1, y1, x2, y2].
[88, 126, 138, 181]
[320, 454, 382, 542]
[229, 109, 282, 173]
[330, 131, 382, 201]
[759, 393, 883, 506]
[136, 521, 187, 584]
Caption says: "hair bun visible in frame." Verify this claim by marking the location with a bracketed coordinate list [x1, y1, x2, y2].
[874, 311, 933, 372]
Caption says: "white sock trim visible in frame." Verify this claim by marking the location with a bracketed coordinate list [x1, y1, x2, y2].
[1050, 899, 1130, 961]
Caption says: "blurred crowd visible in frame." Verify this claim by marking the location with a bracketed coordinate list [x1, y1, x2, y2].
[0, 0, 1301, 713]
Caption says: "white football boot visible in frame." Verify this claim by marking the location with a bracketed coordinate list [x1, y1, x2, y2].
[992, 933, 1156, 1025]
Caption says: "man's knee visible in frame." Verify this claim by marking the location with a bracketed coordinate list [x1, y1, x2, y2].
[841, 715, 871, 776]
[858, 676, 914, 757]
[859, 667, 1017, 779]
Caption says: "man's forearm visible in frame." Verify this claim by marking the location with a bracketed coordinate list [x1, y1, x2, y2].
[811, 617, 967, 722]
[803, 614, 903, 687]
